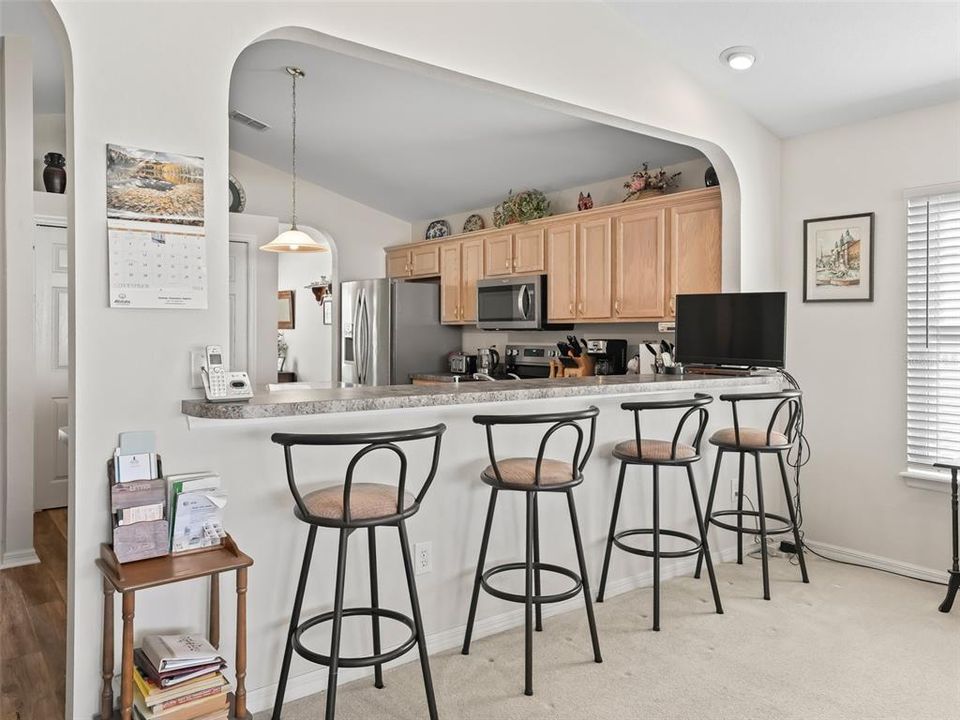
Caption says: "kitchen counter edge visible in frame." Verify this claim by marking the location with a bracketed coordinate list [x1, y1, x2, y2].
[181, 373, 778, 421]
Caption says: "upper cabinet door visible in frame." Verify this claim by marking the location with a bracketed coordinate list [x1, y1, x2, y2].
[513, 227, 546, 274]
[614, 208, 666, 319]
[386, 248, 411, 278]
[410, 243, 440, 277]
[484, 232, 514, 276]
[460, 237, 484, 323]
[546, 222, 577, 321]
[439, 242, 462, 324]
[669, 198, 722, 316]
[577, 218, 613, 320]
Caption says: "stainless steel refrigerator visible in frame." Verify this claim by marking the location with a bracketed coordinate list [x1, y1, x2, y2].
[340, 279, 463, 385]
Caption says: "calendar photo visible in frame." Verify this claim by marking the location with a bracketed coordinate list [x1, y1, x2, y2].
[106, 145, 204, 226]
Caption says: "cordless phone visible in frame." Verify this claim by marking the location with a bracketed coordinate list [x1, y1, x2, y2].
[200, 345, 254, 403]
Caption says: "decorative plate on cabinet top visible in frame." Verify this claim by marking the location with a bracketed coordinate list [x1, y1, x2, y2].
[425, 220, 451, 240]
[228, 174, 246, 213]
[462, 214, 485, 233]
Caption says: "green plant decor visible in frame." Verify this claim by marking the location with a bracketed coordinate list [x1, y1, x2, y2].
[493, 189, 551, 227]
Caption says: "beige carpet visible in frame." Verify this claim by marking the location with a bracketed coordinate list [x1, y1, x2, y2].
[265, 557, 960, 719]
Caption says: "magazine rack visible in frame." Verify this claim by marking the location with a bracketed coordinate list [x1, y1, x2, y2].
[95, 535, 254, 720]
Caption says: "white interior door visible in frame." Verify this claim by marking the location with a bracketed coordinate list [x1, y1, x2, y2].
[228, 240, 249, 372]
[34, 223, 69, 510]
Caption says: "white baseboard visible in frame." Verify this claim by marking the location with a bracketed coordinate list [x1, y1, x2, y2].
[1, 548, 40, 569]
[803, 539, 948, 584]
[245, 545, 740, 714]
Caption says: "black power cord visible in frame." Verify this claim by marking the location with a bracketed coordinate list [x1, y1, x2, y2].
[776, 368, 947, 587]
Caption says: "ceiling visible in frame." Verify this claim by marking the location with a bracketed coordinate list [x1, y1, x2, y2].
[0, 1, 66, 113]
[229, 40, 703, 221]
[608, 1, 960, 137]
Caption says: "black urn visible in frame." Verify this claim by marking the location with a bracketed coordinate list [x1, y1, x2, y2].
[704, 165, 719, 187]
[43, 152, 66, 194]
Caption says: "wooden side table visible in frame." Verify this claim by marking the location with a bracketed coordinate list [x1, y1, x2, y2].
[933, 461, 960, 613]
[95, 535, 254, 719]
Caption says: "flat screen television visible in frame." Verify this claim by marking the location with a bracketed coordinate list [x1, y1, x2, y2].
[675, 292, 786, 368]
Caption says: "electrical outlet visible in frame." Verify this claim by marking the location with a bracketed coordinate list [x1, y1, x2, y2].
[731, 482, 740, 505]
[414, 541, 432, 576]
[189, 349, 205, 389]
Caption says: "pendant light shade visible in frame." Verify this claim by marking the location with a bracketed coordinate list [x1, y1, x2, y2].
[260, 66, 328, 254]
[259, 228, 326, 253]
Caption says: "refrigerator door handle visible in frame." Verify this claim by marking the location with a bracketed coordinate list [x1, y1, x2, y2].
[358, 289, 371, 384]
[351, 288, 363, 383]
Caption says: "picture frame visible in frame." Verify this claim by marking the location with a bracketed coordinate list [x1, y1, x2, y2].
[278, 290, 295, 329]
[803, 212, 874, 302]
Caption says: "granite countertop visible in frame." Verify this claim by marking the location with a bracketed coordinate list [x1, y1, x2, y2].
[181, 373, 778, 421]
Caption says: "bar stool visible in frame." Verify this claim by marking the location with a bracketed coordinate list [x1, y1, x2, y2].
[270, 424, 446, 720]
[596, 393, 723, 631]
[461, 407, 602, 697]
[694, 389, 809, 600]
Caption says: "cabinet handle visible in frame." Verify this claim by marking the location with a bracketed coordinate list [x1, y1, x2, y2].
[505, 258, 510, 269]
[577, 301, 583, 315]
[615, 300, 621, 315]
[669, 295, 675, 314]
[568, 301, 574, 315]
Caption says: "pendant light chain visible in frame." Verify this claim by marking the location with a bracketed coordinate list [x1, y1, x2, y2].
[290, 67, 300, 230]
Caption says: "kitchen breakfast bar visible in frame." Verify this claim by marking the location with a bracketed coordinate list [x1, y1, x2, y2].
[179, 373, 781, 707]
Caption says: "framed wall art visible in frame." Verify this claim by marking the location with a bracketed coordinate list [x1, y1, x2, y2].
[278, 290, 295, 329]
[803, 212, 874, 302]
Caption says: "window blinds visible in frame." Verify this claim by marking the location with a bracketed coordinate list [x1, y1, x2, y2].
[906, 191, 960, 465]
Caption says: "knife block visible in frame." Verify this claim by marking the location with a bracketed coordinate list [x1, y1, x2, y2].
[549, 354, 595, 378]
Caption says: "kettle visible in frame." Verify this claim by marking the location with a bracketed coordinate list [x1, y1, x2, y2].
[477, 347, 500, 375]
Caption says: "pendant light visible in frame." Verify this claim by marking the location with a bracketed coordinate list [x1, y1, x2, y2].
[260, 66, 327, 253]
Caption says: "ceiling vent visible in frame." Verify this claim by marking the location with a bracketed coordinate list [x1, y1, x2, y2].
[229, 110, 270, 131]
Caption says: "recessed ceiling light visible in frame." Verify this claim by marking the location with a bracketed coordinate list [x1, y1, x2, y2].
[720, 46, 757, 71]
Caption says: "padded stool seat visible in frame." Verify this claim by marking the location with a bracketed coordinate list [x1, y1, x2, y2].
[481, 457, 576, 487]
[302, 483, 415, 521]
[613, 438, 696, 462]
[710, 427, 789, 449]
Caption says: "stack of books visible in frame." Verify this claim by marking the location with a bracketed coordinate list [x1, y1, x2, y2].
[132, 633, 230, 720]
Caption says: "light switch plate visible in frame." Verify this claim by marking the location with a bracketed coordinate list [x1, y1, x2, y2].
[658, 321, 676, 333]
[189, 349, 205, 389]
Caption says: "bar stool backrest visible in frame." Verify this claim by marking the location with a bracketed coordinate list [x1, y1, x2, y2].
[620, 393, 713, 461]
[271, 424, 446, 526]
[472, 406, 599, 487]
[718, 389, 802, 447]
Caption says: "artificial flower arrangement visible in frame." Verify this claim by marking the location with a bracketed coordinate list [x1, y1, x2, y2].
[622, 163, 681, 202]
[493, 189, 551, 227]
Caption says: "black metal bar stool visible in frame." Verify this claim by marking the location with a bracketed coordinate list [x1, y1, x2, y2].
[694, 389, 809, 600]
[932, 460, 960, 613]
[461, 406, 602, 697]
[596, 393, 722, 631]
[270, 424, 446, 720]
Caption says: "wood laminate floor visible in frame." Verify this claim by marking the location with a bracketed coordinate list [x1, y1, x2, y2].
[1, 509, 68, 720]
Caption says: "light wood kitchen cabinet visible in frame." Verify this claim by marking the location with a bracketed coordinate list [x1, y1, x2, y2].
[613, 207, 666, 320]
[666, 197, 722, 317]
[385, 186, 721, 323]
[460, 237, 484, 322]
[513, 227, 546, 274]
[546, 222, 578, 321]
[386, 248, 412, 278]
[484, 232, 514, 276]
[439, 242, 462, 323]
[386, 244, 441, 278]
[439, 237, 485, 324]
[577, 218, 613, 320]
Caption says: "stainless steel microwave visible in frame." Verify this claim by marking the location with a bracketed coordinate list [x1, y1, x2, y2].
[476, 275, 548, 330]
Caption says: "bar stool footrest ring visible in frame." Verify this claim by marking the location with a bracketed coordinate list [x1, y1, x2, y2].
[480, 561, 582, 605]
[293, 607, 417, 668]
[708, 510, 794, 536]
[612, 528, 702, 559]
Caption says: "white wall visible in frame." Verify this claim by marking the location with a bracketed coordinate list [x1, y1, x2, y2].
[781, 100, 960, 570]
[277, 250, 333, 382]
[1, 36, 39, 567]
[49, 3, 782, 716]
[34, 111, 66, 191]
[411, 157, 712, 241]
[230, 150, 409, 281]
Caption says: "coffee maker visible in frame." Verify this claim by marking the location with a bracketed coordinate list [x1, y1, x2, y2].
[477, 347, 501, 376]
[585, 339, 628, 375]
